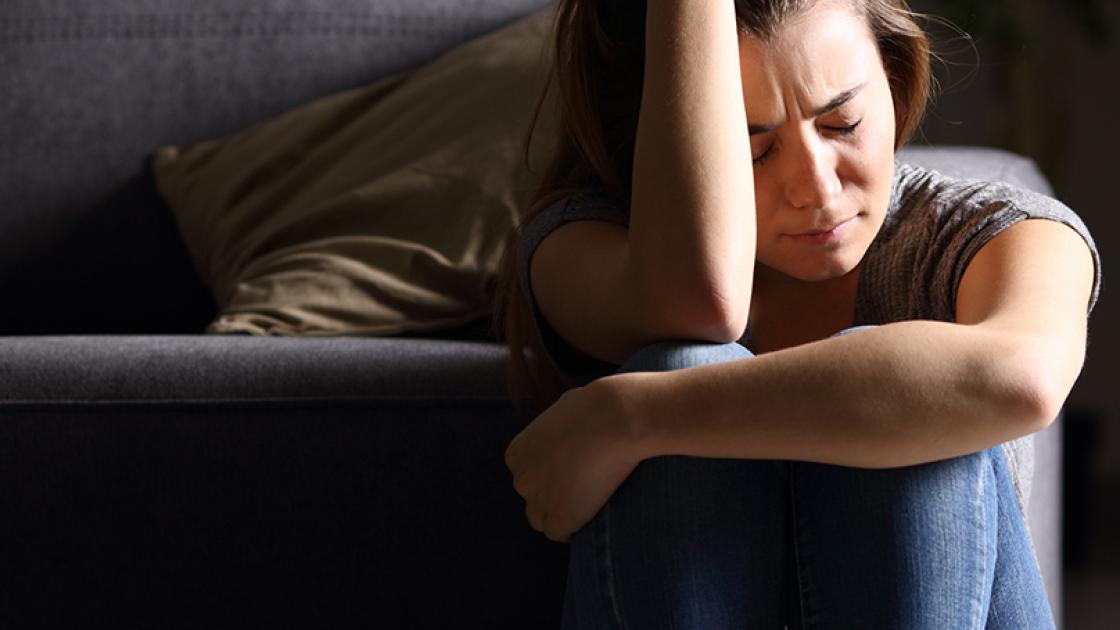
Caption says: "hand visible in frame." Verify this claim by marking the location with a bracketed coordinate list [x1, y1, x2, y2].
[504, 373, 652, 543]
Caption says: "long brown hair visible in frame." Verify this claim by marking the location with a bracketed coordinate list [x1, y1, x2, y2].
[491, 0, 932, 422]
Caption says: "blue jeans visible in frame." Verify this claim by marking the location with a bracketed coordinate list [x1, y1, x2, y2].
[560, 327, 1055, 629]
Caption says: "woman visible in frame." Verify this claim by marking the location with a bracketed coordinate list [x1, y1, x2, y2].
[494, 0, 1102, 627]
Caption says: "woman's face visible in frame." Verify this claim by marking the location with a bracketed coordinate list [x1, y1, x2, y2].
[739, 0, 896, 283]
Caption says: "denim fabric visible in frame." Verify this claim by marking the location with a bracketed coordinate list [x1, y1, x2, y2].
[560, 327, 1054, 629]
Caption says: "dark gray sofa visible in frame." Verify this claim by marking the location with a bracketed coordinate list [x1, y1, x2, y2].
[0, 0, 1064, 627]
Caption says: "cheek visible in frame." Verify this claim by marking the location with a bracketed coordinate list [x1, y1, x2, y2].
[839, 117, 895, 190]
[867, 92, 898, 160]
[750, 175, 783, 235]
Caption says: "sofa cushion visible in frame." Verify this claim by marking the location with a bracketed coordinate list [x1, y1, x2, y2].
[152, 6, 557, 337]
[0, 335, 511, 404]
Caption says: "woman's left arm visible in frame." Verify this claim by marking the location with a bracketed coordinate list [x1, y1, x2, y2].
[614, 218, 1096, 469]
[505, 219, 1094, 541]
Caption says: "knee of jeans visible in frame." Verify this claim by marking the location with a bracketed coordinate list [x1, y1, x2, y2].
[616, 340, 753, 374]
[830, 324, 879, 338]
[898, 447, 998, 500]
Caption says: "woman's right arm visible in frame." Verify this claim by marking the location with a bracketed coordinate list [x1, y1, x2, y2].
[530, 0, 755, 365]
[630, 0, 755, 340]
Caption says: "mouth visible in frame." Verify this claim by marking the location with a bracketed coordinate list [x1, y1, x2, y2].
[784, 215, 858, 245]
[792, 216, 857, 236]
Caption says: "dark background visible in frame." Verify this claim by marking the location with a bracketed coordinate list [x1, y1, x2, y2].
[908, 1, 1118, 627]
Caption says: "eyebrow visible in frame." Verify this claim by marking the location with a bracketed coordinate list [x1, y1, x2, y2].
[747, 82, 868, 136]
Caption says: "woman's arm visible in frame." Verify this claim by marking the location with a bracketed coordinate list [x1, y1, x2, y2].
[610, 219, 1096, 469]
[630, 0, 756, 339]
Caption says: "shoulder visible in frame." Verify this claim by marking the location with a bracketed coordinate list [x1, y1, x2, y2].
[864, 160, 1103, 320]
[519, 186, 628, 241]
[887, 161, 1081, 226]
[515, 184, 629, 283]
[884, 162, 1097, 258]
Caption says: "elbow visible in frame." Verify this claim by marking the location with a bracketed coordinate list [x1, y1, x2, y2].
[712, 299, 749, 343]
[1025, 372, 1065, 432]
[1005, 364, 1066, 434]
[980, 334, 1073, 436]
[629, 238, 753, 343]
[639, 275, 749, 344]
[689, 281, 749, 343]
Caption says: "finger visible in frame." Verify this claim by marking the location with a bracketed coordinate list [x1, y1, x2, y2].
[526, 502, 544, 533]
[510, 464, 541, 500]
[511, 473, 527, 499]
[512, 472, 541, 503]
[541, 505, 566, 543]
[544, 518, 569, 544]
[545, 505, 573, 543]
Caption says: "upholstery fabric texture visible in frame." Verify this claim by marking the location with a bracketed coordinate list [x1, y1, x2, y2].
[0, 336, 508, 402]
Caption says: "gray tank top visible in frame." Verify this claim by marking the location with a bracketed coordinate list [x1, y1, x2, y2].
[516, 160, 1103, 525]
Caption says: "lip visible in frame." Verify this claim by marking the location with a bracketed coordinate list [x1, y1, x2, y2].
[785, 216, 857, 245]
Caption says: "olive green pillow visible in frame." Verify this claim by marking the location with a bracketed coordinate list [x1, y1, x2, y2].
[152, 7, 557, 336]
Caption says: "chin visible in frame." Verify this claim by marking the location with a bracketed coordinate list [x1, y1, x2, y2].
[793, 262, 855, 283]
[765, 251, 860, 283]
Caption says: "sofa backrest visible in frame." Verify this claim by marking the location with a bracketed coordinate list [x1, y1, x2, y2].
[0, 0, 552, 333]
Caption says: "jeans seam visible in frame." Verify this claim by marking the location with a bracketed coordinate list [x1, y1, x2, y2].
[789, 462, 809, 629]
[971, 451, 991, 629]
[600, 502, 629, 630]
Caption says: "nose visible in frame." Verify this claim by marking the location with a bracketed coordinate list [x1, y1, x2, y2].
[783, 134, 842, 211]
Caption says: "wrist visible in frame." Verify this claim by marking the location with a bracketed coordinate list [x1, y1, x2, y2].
[592, 370, 671, 462]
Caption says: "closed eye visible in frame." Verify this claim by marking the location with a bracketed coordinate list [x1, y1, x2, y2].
[826, 119, 862, 135]
[752, 144, 774, 166]
[753, 118, 862, 167]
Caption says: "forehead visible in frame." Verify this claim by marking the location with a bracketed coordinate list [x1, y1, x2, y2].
[739, 1, 881, 112]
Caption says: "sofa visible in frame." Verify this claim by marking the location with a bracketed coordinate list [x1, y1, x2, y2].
[0, 0, 1065, 627]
